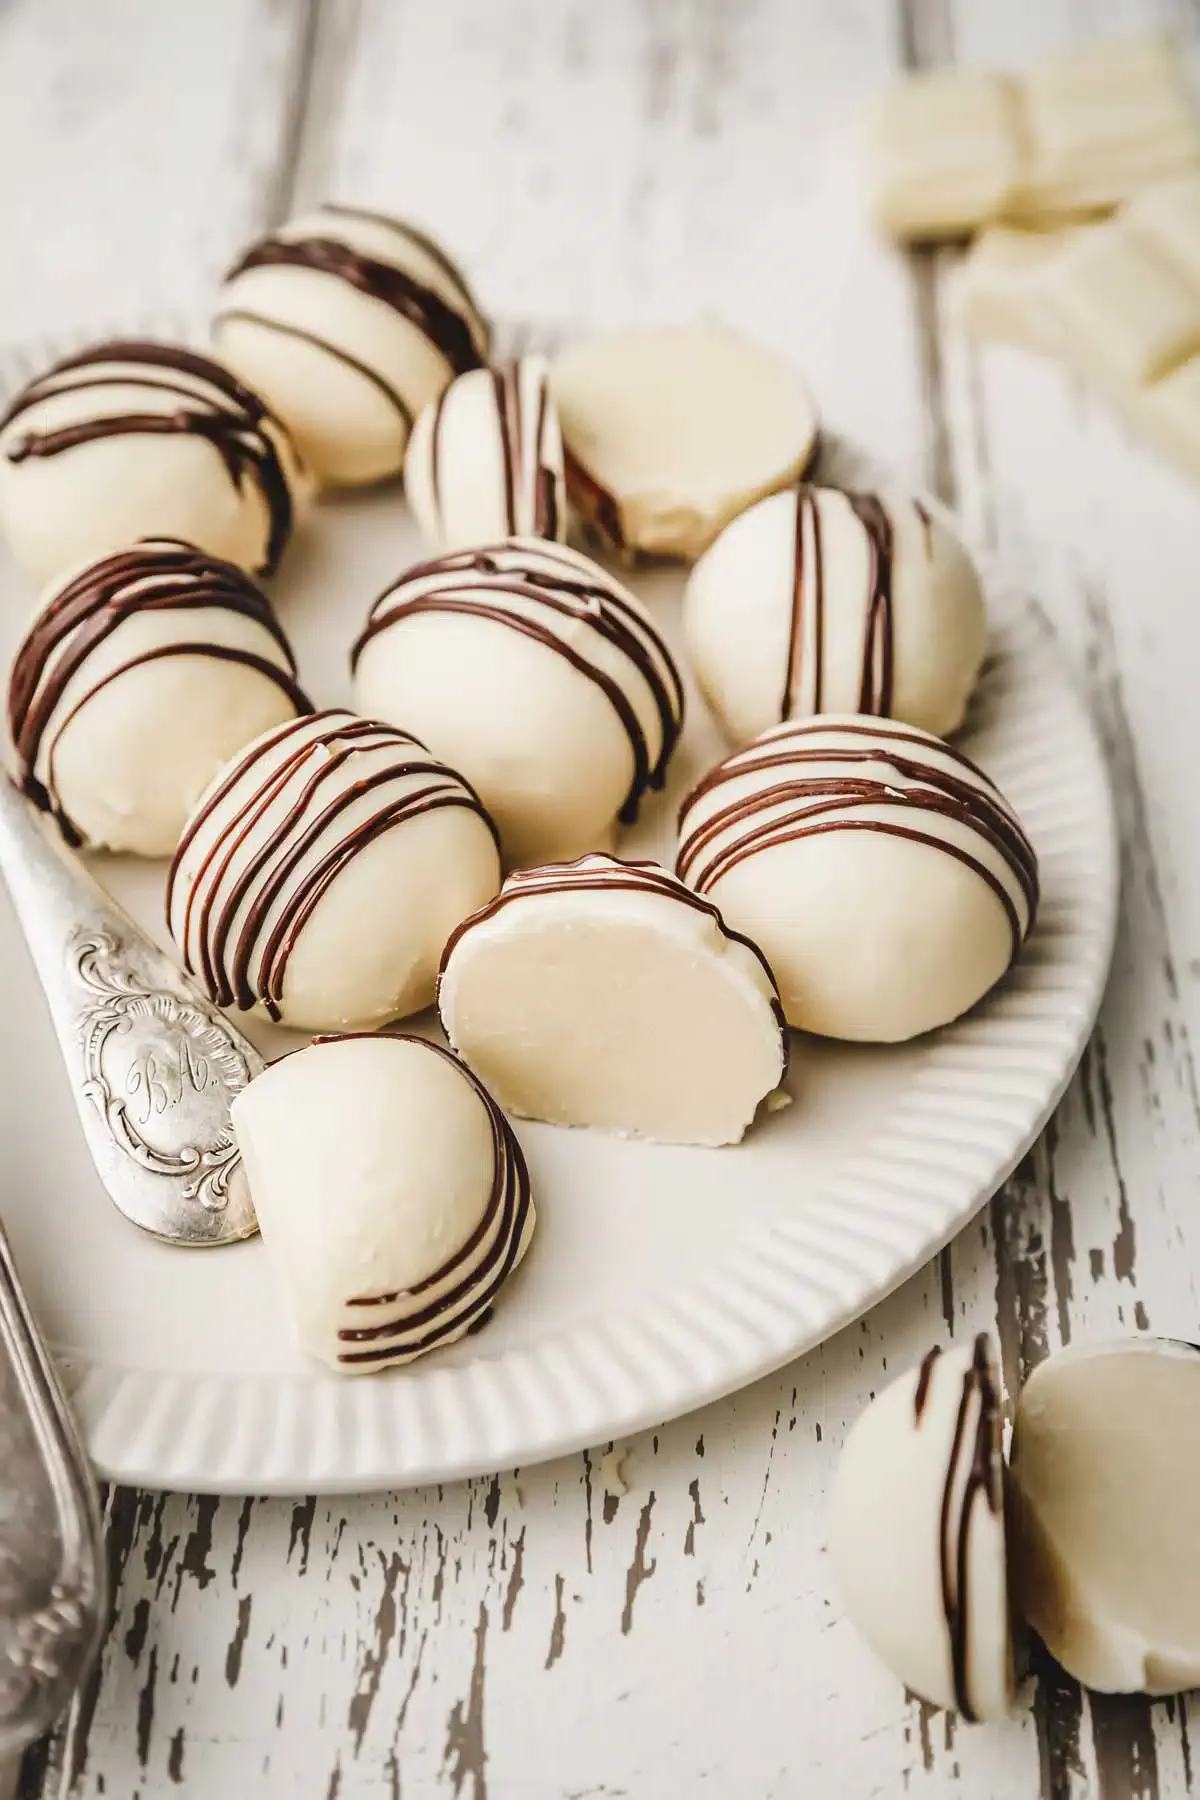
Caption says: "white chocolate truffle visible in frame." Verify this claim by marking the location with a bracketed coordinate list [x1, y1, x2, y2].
[684, 485, 987, 744]
[167, 710, 501, 1032]
[438, 854, 787, 1146]
[0, 340, 308, 584]
[1009, 1338, 1200, 1695]
[405, 356, 566, 551]
[9, 540, 311, 857]
[830, 1337, 1014, 1722]
[231, 1034, 535, 1372]
[676, 715, 1038, 1042]
[549, 324, 818, 560]
[353, 540, 685, 866]
[213, 204, 490, 486]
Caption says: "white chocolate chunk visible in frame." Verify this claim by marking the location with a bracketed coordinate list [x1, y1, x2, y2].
[438, 855, 788, 1147]
[950, 225, 1077, 353]
[1009, 1338, 1200, 1694]
[549, 325, 818, 560]
[870, 35, 1200, 243]
[231, 1035, 535, 1373]
[1123, 170, 1200, 288]
[956, 179, 1200, 488]
[830, 1338, 1014, 1721]
[1014, 36, 1200, 221]
[1038, 222, 1200, 386]
[868, 70, 1024, 240]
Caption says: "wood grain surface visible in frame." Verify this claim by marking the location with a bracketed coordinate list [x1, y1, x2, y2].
[3, 0, 1198, 1794]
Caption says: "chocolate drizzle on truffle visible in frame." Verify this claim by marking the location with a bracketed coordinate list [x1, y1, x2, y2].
[677, 718, 1038, 964]
[225, 214, 488, 379]
[938, 1335, 1004, 1721]
[0, 341, 299, 574]
[213, 310, 414, 431]
[781, 487, 825, 719]
[9, 540, 311, 844]
[563, 444, 624, 551]
[847, 490, 896, 717]
[780, 487, 901, 723]
[489, 360, 560, 540]
[166, 712, 499, 1021]
[304, 1034, 533, 1366]
[352, 543, 684, 823]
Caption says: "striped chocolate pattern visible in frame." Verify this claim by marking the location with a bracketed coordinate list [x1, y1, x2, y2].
[313, 1035, 534, 1369]
[677, 717, 1038, 964]
[0, 340, 300, 574]
[216, 203, 490, 424]
[780, 487, 930, 722]
[166, 710, 499, 1020]
[9, 539, 311, 845]
[353, 541, 685, 824]
[425, 357, 563, 540]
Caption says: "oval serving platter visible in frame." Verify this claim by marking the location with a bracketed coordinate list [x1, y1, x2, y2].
[0, 327, 1117, 1494]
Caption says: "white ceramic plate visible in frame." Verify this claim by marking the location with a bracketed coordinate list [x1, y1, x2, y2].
[0, 338, 1117, 1494]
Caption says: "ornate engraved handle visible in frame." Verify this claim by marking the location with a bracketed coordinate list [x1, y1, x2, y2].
[0, 1218, 105, 1756]
[0, 779, 261, 1246]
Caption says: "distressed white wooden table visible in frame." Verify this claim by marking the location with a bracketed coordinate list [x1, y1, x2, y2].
[3, 0, 1199, 1794]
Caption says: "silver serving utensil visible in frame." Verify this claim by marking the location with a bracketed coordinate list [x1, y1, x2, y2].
[0, 1217, 106, 1757]
[0, 779, 261, 1246]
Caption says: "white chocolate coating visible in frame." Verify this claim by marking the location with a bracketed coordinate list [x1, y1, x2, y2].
[9, 540, 310, 857]
[167, 710, 501, 1032]
[353, 539, 685, 867]
[438, 854, 787, 1146]
[676, 715, 1038, 1042]
[214, 204, 490, 486]
[684, 485, 987, 744]
[231, 1034, 535, 1372]
[1009, 1337, 1200, 1695]
[0, 340, 308, 585]
[549, 324, 818, 560]
[405, 356, 566, 552]
[830, 1338, 1013, 1721]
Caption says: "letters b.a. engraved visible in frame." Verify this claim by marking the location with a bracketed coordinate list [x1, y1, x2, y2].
[70, 929, 253, 1211]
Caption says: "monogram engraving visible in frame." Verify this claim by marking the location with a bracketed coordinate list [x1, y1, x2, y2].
[71, 929, 254, 1211]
